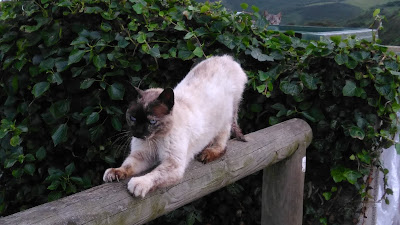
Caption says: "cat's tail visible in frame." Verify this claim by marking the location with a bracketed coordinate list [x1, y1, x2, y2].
[232, 104, 246, 142]
[232, 120, 246, 142]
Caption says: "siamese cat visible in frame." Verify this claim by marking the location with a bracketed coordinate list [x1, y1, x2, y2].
[103, 55, 247, 197]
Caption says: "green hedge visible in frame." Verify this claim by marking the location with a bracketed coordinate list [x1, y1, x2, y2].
[1, 0, 400, 223]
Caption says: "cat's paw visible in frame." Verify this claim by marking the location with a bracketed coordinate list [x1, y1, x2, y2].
[103, 168, 127, 182]
[196, 146, 227, 164]
[127, 176, 154, 198]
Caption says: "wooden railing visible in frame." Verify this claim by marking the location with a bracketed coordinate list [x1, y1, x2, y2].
[0, 118, 312, 225]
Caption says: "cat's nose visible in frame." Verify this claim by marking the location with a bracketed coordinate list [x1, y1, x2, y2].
[131, 126, 146, 139]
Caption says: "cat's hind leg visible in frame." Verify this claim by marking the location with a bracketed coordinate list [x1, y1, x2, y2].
[103, 151, 153, 182]
[196, 124, 230, 163]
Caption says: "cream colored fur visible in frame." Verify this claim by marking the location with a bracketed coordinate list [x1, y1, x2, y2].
[103, 55, 247, 197]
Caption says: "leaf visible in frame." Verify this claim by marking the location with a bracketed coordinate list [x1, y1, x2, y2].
[373, 8, 381, 17]
[51, 123, 68, 146]
[32, 82, 50, 98]
[133, 3, 144, 14]
[240, 3, 248, 10]
[47, 181, 60, 190]
[101, 22, 112, 32]
[342, 80, 356, 97]
[89, 125, 104, 142]
[200, 5, 210, 13]
[50, 100, 71, 119]
[118, 38, 129, 48]
[136, 32, 146, 43]
[178, 50, 194, 60]
[250, 48, 274, 62]
[55, 60, 68, 72]
[187, 212, 196, 225]
[395, 143, 400, 155]
[93, 54, 106, 70]
[330, 36, 341, 45]
[4, 158, 17, 168]
[10, 135, 21, 147]
[25, 154, 35, 162]
[86, 112, 99, 125]
[251, 5, 259, 12]
[322, 192, 332, 201]
[70, 176, 84, 185]
[12, 168, 24, 178]
[349, 126, 365, 140]
[331, 166, 346, 183]
[24, 164, 36, 176]
[85, 6, 103, 14]
[107, 83, 125, 100]
[217, 34, 236, 50]
[184, 32, 194, 40]
[256, 84, 266, 93]
[68, 49, 86, 65]
[343, 170, 362, 184]
[41, 23, 61, 47]
[269, 116, 280, 125]
[80, 79, 95, 89]
[48, 191, 62, 202]
[111, 117, 122, 131]
[375, 84, 394, 100]
[174, 21, 186, 31]
[65, 162, 75, 176]
[334, 53, 348, 65]
[279, 81, 302, 96]
[345, 59, 358, 69]
[39, 58, 55, 72]
[36, 147, 47, 161]
[70, 36, 89, 45]
[193, 47, 203, 57]
[149, 47, 161, 58]
[300, 73, 318, 90]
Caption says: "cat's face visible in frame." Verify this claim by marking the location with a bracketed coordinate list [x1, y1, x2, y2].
[264, 11, 281, 25]
[126, 88, 174, 140]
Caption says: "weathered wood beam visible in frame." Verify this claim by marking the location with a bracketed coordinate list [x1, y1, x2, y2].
[0, 118, 312, 225]
[262, 140, 307, 225]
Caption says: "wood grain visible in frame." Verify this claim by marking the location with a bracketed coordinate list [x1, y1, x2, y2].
[261, 141, 307, 225]
[0, 118, 312, 225]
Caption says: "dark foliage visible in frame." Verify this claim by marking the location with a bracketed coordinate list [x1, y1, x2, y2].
[1, 0, 399, 224]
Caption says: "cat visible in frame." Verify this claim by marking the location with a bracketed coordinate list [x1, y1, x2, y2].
[264, 11, 282, 25]
[103, 55, 248, 197]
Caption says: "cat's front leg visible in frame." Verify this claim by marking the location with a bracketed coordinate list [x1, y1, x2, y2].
[103, 150, 153, 182]
[127, 158, 185, 197]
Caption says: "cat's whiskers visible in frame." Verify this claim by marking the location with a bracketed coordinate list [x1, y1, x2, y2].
[110, 130, 132, 156]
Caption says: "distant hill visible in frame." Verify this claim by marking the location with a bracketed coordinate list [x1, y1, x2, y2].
[195, 0, 400, 45]
[196, 0, 398, 25]
[344, 1, 400, 45]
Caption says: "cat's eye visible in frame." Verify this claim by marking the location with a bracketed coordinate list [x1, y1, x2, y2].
[129, 116, 136, 122]
[149, 119, 157, 125]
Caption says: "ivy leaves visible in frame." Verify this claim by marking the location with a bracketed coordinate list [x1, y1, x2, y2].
[32, 82, 50, 98]
[1, 0, 400, 220]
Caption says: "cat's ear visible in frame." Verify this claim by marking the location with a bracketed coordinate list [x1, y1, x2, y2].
[277, 12, 282, 18]
[134, 87, 145, 98]
[264, 11, 268, 16]
[158, 88, 174, 110]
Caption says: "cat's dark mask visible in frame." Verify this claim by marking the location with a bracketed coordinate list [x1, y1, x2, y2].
[126, 88, 174, 139]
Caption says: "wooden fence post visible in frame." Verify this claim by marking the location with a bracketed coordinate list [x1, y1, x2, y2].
[261, 141, 307, 225]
